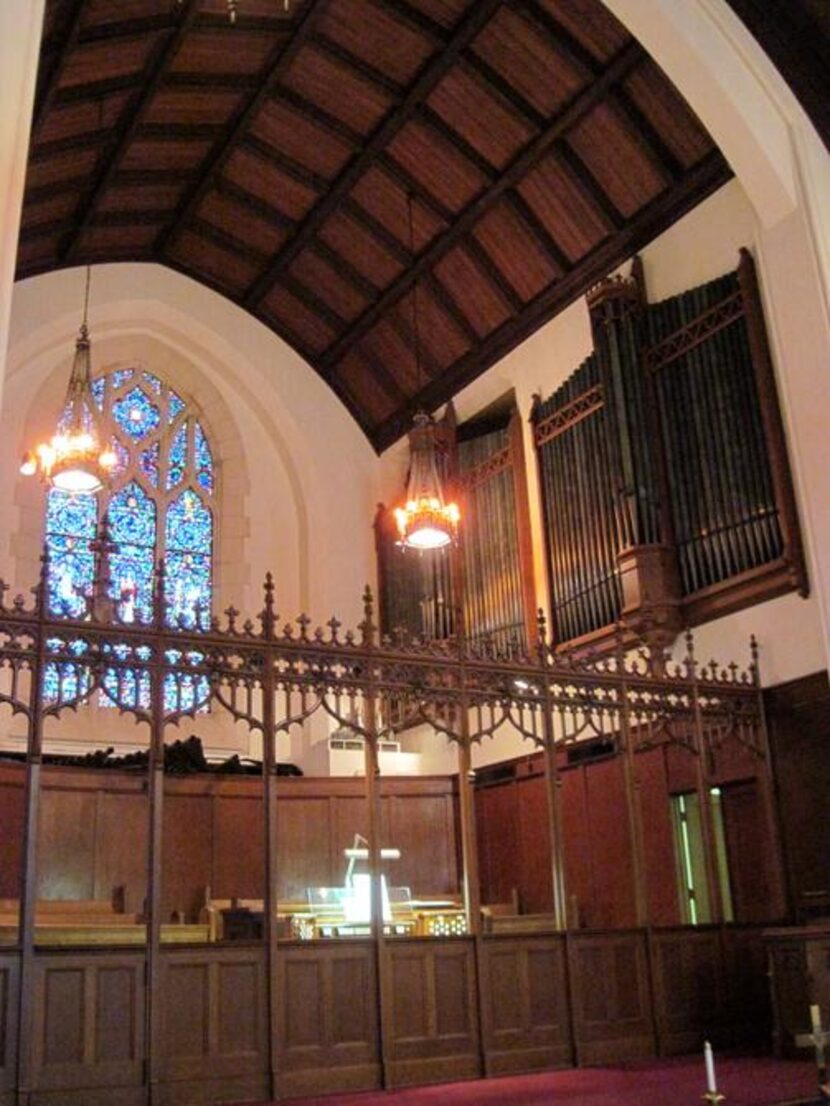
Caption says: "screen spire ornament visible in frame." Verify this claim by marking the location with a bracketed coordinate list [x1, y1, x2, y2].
[393, 195, 460, 551]
[20, 267, 116, 495]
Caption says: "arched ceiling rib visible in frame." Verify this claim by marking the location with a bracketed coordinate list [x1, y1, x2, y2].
[18, 0, 731, 451]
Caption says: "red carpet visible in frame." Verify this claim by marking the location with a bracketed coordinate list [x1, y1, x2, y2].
[246, 1055, 817, 1106]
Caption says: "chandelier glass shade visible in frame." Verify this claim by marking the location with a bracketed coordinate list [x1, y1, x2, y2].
[394, 412, 460, 551]
[20, 271, 116, 495]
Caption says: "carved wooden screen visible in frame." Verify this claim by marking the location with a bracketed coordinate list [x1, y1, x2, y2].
[645, 251, 806, 613]
[531, 354, 623, 643]
[457, 411, 535, 654]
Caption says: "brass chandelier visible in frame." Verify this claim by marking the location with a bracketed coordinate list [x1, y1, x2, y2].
[20, 267, 116, 495]
[393, 195, 460, 551]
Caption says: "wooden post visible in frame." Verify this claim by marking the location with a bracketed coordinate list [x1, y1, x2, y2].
[15, 551, 48, 1106]
[145, 560, 168, 1106]
[617, 632, 649, 927]
[260, 573, 281, 1099]
[686, 631, 724, 924]
[538, 611, 568, 930]
[360, 587, 389, 1087]
[749, 635, 789, 920]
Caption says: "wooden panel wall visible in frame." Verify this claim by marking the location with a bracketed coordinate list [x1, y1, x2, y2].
[479, 935, 571, 1074]
[0, 767, 461, 923]
[475, 738, 783, 930]
[29, 950, 144, 1106]
[383, 938, 480, 1087]
[765, 671, 830, 921]
[0, 953, 19, 1106]
[156, 946, 268, 1106]
[277, 940, 380, 1097]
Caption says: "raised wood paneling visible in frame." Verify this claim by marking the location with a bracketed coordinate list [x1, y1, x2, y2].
[479, 935, 571, 1074]
[384, 938, 480, 1087]
[0, 953, 19, 1102]
[31, 951, 144, 1093]
[567, 931, 655, 1064]
[277, 940, 380, 1097]
[0, 769, 25, 902]
[650, 926, 728, 1054]
[637, 749, 682, 925]
[156, 945, 268, 1105]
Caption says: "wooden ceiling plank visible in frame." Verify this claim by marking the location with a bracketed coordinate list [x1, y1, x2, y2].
[504, 190, 570, 275]
[310, 32, 404, 98]
[114, 168, 193, 187]
[371, 148, 730, 450]
[375, 153, 455, 226]
[243, 0, 505, 307]
[281, 273, 350, 332]
[164, 72, 261, 91]
[139, 122, 227, 142]
[48, 13, 179, 49]
[189, 215, 270, 266]
[213, 177, 295, 231]
[25, 176, 90, 205]
[463, 235, 524, 313]
[318, 39, 644, 372]
[270, 84, 365, 148]
[32, 0, 87, 136]
[419, 106, 500, 179]
[355, 346, 412, 406]
[52, 74, 143, 105]
[155, 0, 334, 257]
[423, 271, 478, 346]
[385, 307, 443, 382]
[552, 141, 624, 231]
[92, 209, 172, 228]
[609, 88, 684, 182]
[19, 218, 71, 244]
[241, 134, 328, 192]
[62, 0, 205, 265]
[309, 239, 382, 301]
[461, 54, 548, 132]
[29, 128, 110, 162]
[514, 0, 599, 81]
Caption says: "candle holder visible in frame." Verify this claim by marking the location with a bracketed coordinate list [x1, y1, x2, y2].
[702, 1094, 725, 1105]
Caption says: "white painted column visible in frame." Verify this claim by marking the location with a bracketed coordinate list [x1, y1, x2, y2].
[0, 0, 45, 413]
[604, 0, 830, 669]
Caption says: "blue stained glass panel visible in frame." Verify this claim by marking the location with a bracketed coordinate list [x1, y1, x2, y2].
[46, 490, 97, 617]
[113, 387, 160, 441]
[43, 638, 92, 703]
[140, 441, 160, 487]
[167, 490, 212, 554]
[166, 422, 187, 490]
[165, 551, 211, 628]
[113, 438, 130, 474]
[111, 368, 134, 390]
[168, 390, 185, 423]
[142, 372, 162, 394]
[92, 377, 105, 409]
[102, 665, 150, 710]
[194, 422, 213, 494]
[107, 482, 156, 623]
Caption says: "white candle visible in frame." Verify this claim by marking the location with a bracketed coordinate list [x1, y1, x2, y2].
[810, 1004, 822, 1034]
[704, 1040, 717, 1094]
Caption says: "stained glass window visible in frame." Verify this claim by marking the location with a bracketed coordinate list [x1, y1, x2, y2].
[42, 366, 216, 714]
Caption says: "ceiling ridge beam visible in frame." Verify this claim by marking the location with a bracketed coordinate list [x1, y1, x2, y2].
[155, 0, 334, 257]
[62, 0, 205, 264]
[370, 148, 730, 450]
[317, 39, 644, 373]
[242, 0, 505, 307]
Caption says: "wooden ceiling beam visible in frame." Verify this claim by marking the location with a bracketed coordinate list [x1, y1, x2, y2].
[31, 0, 88, 135]
[155, 0, 334, 257]
[241, 134, 328, 192]
[29, 128, 110, 161]
[51, 74, 142, 105]
[43, 13, 177, 49]
[371, 148, 730, 450]
[163, 72, 261, 91]
[188, 216, 270, 266]
[213, 178, 295, 232]
[61, 0, 205, 265]
[243, 0, 505, 307]
[269, 85, 364, 148]
[317, 39, 644, 372]
[609, 88, 684, 182]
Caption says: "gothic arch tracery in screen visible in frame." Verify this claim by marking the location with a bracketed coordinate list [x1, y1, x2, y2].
[43, 367, 215, 710]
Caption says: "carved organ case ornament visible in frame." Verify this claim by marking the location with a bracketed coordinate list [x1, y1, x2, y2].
[532, 249, 807, 651]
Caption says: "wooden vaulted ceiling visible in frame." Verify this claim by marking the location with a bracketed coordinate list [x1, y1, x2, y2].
[18, 0, 731, 452]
